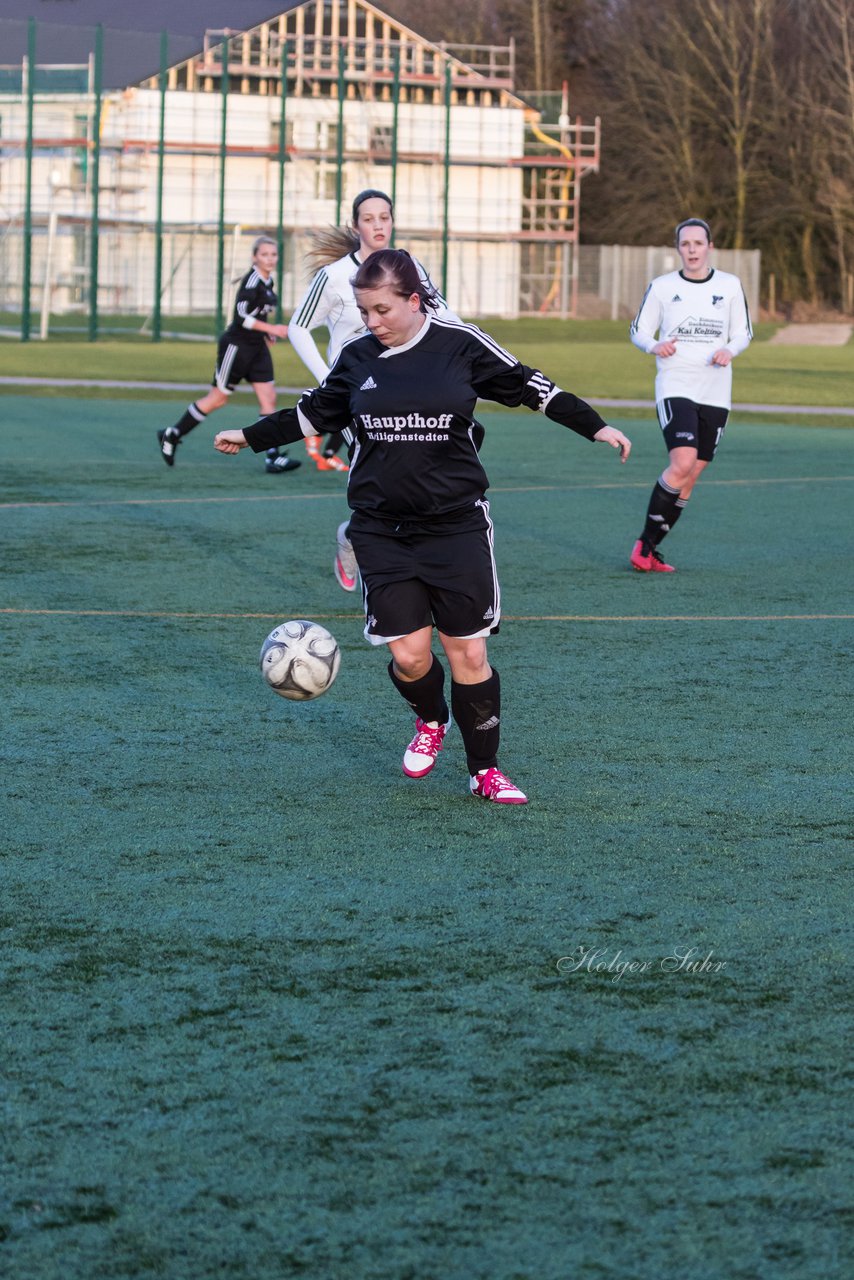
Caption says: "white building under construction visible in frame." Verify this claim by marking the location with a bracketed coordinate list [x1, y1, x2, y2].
[0, 0, 602, 325]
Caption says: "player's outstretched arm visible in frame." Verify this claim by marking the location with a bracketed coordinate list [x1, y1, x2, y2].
[251, 320, 288, 341]
[214, 430, 249, 454]
[593, 425, 631, 462]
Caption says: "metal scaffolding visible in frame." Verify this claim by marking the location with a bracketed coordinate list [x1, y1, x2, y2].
[0, 2, 603, 339]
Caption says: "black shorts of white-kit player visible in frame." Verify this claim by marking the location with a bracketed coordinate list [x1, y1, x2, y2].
[347, 503, 500, 646]
[657, 397, 728, 462]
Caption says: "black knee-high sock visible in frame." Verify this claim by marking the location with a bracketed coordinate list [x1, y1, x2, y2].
[171, 402, 207, 438]
[641, 475, 682, 546]
[388, 656, 448, 725]
[670, 495, 688, 531]
[452, 669, 501, 776]
[324, 431, 345, 458]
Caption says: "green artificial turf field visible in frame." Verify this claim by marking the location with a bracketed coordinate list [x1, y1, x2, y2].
[1, 396, 852, 1279]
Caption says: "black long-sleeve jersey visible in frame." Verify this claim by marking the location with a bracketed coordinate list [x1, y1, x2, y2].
[243, 314, 607, 523]
[223, 269, 278, 347]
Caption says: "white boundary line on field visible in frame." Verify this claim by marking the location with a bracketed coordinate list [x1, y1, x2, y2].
[1, 608, 852, 623]
[1, 376, 852, 416]
[1, 474, 853, 511]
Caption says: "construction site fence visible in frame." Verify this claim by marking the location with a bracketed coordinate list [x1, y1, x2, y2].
[0, 220, 759, 335]
[0, 16, 758, 336]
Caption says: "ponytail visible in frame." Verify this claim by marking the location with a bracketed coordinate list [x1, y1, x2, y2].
[304, 226, 360, 274]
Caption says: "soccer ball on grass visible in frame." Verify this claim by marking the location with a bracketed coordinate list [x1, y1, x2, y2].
[260, 620, 340, 702]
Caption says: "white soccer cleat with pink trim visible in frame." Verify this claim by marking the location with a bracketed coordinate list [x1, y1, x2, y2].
[402, 717, 450, 778]
[469, 767, 528, 805]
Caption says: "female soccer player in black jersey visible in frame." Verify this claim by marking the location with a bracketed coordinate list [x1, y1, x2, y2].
[214, 250, 632, 805]
[158, 236, 297, 474]
[282, 187, 456, 589]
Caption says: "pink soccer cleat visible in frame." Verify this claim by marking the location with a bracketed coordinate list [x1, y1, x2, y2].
[648, 547, 676, 572]
[334, 522, 359, 592]
[630, 538, 653, 571]
[402, 717, 450, 778]
[630, 539, 675, 572]
[469, 767, 528, 805]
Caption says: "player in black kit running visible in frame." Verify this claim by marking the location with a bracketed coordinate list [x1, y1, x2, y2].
[214, 250, 632, 805]
[158, 236, 298, 474]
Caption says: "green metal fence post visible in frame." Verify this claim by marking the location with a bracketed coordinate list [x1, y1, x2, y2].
[21, 18, 36, 342]
[276, 40, 288, 322]
[442, 60, 452, 298]
[153, 31, 168, 342]
[88, 24, 103, 342]
[391, 45, 400, 240]
[335, 43, 346, 226]
[216, 35, 230, 337]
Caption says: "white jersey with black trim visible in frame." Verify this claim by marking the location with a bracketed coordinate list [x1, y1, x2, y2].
[242, 314, 607, 523]
[630, 267, 752, 409]
[288, 252, 455, 383]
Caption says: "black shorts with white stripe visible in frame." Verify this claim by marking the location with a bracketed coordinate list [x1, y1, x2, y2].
[656, 397, 729, 462]
[213, 336, 274, 393]
[348, 501, 501, 646]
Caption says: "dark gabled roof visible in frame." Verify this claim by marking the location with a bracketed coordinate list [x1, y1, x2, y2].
[0, 3, 302, 90]
[0, 2, 297, 38]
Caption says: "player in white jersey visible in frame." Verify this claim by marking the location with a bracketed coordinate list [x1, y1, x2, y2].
[276, 190, 452, 477]
[628, 217, 752, 571]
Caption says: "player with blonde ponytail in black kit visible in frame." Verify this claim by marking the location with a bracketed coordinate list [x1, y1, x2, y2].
[157, 236, 299, 474]
[214, 249, 632, 806]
